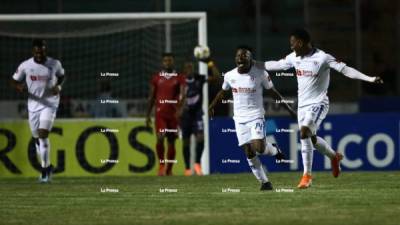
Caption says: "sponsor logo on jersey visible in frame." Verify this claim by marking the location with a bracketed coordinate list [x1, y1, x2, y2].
[30, 75, 48, 81]
[296, 69, 313, 77]
[232, 87, 256, 93]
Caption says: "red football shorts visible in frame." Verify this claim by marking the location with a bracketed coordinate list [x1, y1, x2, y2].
[155, 114, 178, 137]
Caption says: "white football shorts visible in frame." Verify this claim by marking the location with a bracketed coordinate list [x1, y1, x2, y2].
[28, 107, 57, 138]
[234, 117, 265, 146]
[297, 102, 329, 135]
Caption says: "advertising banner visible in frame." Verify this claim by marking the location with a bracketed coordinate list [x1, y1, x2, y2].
[209, 113, 400, 173]
[0, 119, 183, 177]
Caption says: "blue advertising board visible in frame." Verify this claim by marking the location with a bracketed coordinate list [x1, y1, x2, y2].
[209, 113, 400, 173]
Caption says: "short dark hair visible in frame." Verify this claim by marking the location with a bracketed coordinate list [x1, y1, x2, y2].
[236, 45, 253, 54]
[162, 52, 175, 58]
[291, 29, 311, 43]
[32, 39, 46, 48]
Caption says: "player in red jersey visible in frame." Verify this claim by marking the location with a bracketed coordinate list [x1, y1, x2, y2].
[146, 52, 186, 176]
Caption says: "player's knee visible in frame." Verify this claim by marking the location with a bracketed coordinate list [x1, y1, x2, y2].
[250, 140, 264, 154]
[311, 135, 317, 145]
[166, 135, 176, 144]
[196, 133, 204, 142]
[245, 149, 256, 159]
[300, 126, 311, 139]
[183, 138, 190, 147]
[156, 134, 165, 143]
[38, 129, 49, 139]
[243, 146, 256, 159]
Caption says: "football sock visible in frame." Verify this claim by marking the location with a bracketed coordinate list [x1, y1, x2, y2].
[301, 138, 313, 175]
[39, 138, 50, 168]
[34, 138, 40, 155]
[259, 142, 278, 156]
[314, 136, 336, 158]
[166, 143, 176, 174]
[156, 141, 165, 165]
[183, 143, 190, 170]
[195, 140, 204, 164]
[247, 156, 268, 183]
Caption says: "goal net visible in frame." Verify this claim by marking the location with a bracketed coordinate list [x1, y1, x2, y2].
[0, 13, 207, 118]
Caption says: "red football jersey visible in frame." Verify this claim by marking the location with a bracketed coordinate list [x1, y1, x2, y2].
[151, 71, 185, 117]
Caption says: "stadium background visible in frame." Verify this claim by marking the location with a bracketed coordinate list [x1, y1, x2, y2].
[0, 0, 399, 177]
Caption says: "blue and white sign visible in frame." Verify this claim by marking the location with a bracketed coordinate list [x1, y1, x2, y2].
[209, 113, 400, 173]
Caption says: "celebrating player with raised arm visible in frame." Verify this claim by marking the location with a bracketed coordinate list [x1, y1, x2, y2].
[10, 39, 65, 183]
[146, 52, 186, 176]
[209, 46, 296, 191]
[255, 29, 383, 189]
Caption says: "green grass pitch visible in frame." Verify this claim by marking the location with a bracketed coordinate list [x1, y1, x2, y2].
[1, 171, 399, 225]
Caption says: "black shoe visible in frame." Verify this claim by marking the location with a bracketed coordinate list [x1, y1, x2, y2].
[273, 144, 286, 161]
[260, 181, 273, 191]
[46, 165, 53, 182]
[39, 167, 48, 183]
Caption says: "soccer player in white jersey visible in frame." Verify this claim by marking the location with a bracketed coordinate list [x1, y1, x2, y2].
[209, 46, 296, 191]
[256, 29, 383, 189]
[11, 39, 65, 183]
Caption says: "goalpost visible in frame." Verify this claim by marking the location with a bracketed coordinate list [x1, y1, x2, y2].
[0, 12, 210, 175]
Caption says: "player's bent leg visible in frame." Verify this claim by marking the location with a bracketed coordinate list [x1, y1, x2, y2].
[243, 144, 272, 191]
[298, 126, 313, 189]
[258, 141, 286, 161]
[194, 132, 204, 176]
[311, 135, 343, 178]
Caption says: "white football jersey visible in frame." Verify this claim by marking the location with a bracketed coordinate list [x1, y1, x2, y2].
[222, 66, 273, 123]
[12, 57, 65, 112]
[264, 48, 346, 107]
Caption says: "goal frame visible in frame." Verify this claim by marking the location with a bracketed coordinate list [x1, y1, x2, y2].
[0, 12, 210, 175]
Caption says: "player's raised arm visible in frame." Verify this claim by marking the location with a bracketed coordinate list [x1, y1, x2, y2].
[209, 69, 231, 117]
[327, 54, 384, 84]
[208, 89, 228, 118]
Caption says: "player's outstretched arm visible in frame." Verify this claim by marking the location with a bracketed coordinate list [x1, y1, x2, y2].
[253, 58, 293, 71]
[208, 89, 228, 118]
[341, 66, 384, 84]
[267, 87, 297, 119]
